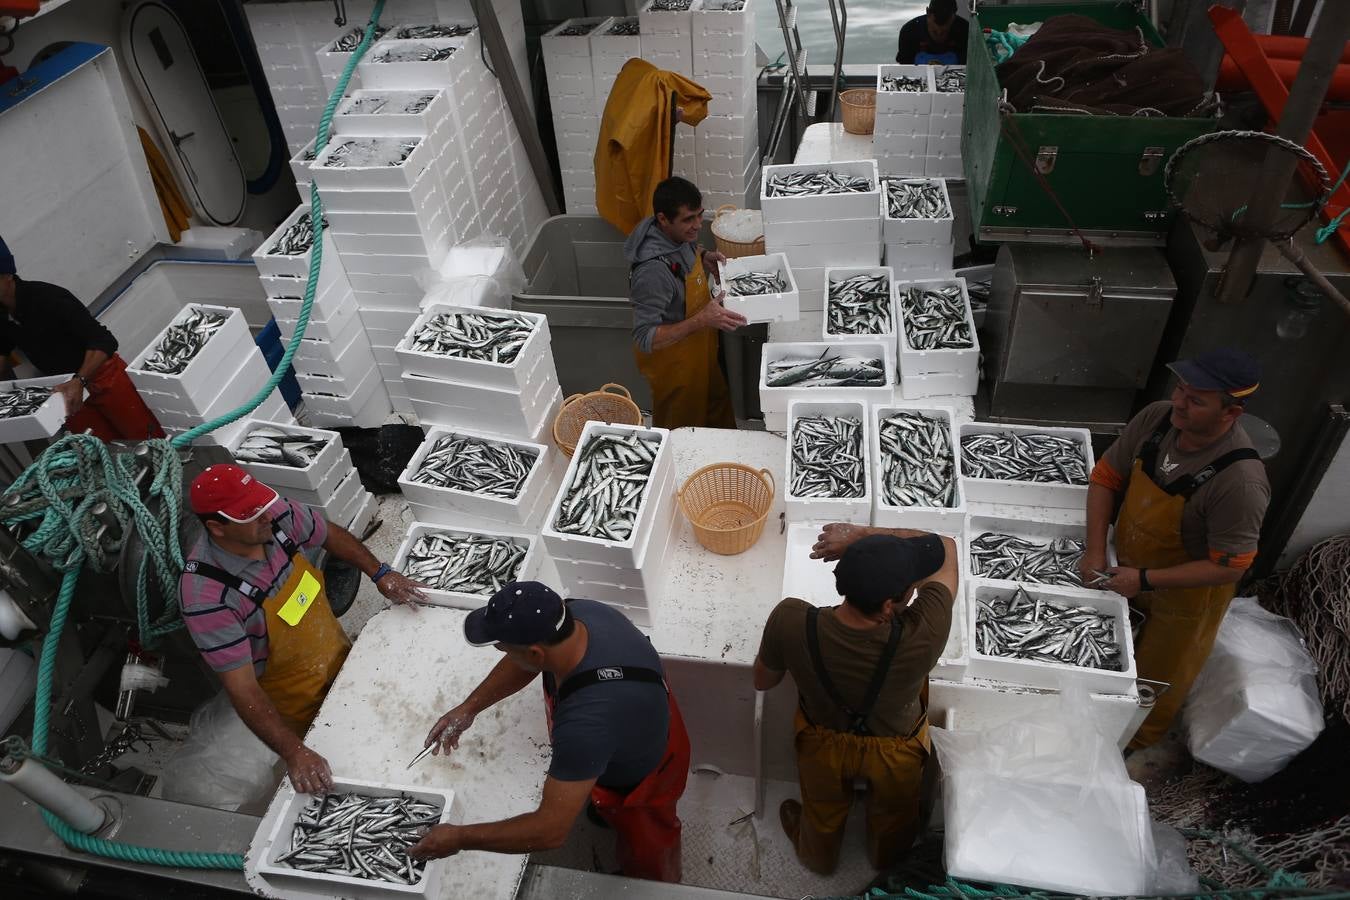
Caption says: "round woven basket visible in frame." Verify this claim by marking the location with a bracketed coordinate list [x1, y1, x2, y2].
[553, 383, 644, 458]
[711, 205, 765, 259]
[839, 88, 877, 135]
[677, 463, 775, 556]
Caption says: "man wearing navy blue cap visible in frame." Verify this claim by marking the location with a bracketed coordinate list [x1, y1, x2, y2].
[1084, 348, 1270, 749]
[411, 582, 690, 882]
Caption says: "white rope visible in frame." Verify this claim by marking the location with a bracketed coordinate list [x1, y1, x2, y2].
[1269, 534, 1350, 721]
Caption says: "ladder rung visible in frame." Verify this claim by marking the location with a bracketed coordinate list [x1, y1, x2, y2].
[783, 3, 797, 31]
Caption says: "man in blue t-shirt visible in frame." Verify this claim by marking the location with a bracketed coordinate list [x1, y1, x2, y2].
[896, 0, 969, 65]
[411, 581, 691, 882]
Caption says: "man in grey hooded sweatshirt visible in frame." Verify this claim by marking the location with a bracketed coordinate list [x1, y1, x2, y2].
[623, 177, 745, 429]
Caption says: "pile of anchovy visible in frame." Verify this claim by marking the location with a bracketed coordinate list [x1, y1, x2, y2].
[323, 138, 419, 168]
[140, 308, 228, 375]
[554, 431, 662, 541]
[0, 386, 54, 420]
[274, 791, 438, 883]
[878, 412, 954, 507]
[976, 585, 1122, 671]
[791, 416, 865, 499]
[726, 271, 787, 296]
[880, 74, 927, 92]
[934, 67, 966, 93]
[345, 93, 435, 115]
[268, 212, 326, 256]
[960, 431, 1088, 484]
[557, 21, 598, 36]
[710, 0, 746, 9]
[412, 433, 538, 498]
[394, 23, 476, 40]
[969, 532, 1085, 586]
[330, 25, 388, 51]
[607, 18, 640, 35]
[884, 179, 950, 220]
[765, 169, 873, 197]
[403, 533, 527, 595]
[900, 284, 973, 350]
[375, 42, 459, 62]
[827, 273, 891, 335]
[649, 0, 693, 9]
[409, 311, 534, 364]
[766, 350, 886, 387]
[234, 427, 330, 468]
[965, 275, 991, 315]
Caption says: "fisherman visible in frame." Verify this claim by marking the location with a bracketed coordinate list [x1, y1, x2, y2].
[413, 582, 690, 883]
[179, 464, 427, 793]
[625, 176, 745, 430]
[1081, 348, 1269, 750]
[0, 235, 164, 441]
[753, 523, 958, 875]
[896, 0, 969, 65]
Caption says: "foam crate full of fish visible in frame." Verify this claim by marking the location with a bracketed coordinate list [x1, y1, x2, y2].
[314, 24, 392, 88]
[227, 420, 347, 492]
[966, 513, 1120, 595]
[896, 277, 980, 397]
[716, 253, 799, 324]
[357, 34, 478, 92]
[397, 427, 554, 528]
[0, 375, 69, 443]
[822, 267, 895, 341]
[881, 178, 953, 245]
[875, 64, 935, 117]
[966, 583, 1136, 694]
[758, 341, 893, 429]
[309, 133, 438, 192]
[252, 776, 456, 898]
[541, 422, 674, 568]
[395, 304, 552, 391]
[393, 522, 538, 609]
[957, 423, 1095, 510]
[335, 88, 452, 137]
[870, 405, 965, 531]
[253, 204, 341, 280]
[759, 160, 880, 224]
[930, 64, 966, 117]
[126, 304, 254, 399]
[785, 400, 872, 525]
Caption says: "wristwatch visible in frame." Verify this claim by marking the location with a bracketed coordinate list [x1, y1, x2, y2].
[76, 374, 90, 390]
[371, 563, 394, 584]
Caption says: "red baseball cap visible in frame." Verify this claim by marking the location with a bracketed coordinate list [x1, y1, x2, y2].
[190, 464, 279, 523]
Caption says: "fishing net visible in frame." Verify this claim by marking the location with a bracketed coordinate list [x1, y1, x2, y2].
[1263, 534, 1350, 722]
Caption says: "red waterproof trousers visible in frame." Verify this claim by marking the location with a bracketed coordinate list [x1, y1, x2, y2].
[64, 354, 165, 441]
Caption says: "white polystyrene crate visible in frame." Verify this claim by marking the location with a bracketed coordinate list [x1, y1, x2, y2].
[966, 582, 1137, 694]
[765, 215, 880, 248]
[404, 371, 561, 442]
[639, 31, 692, 56]
[348, 273, 428, 296]
[930, 66, 966, 116]
[358, 307, 422, 336]
[639, 0, 703, 35]
[393, 521, 540, 609]
[777, 240, 882, 270]
[253, 204, 341, 280]
[273, 292, 362, 344]
[331, 228, 451, 261]
[896, 277, 979, 393]
[698, 122, 758, 159]
[289, 138, 317, 189]
[317, 171, 444, 216]
[926, 153, 964, 179]
[127, 305, 254, 399]
[254, 776, 456, 899]
[357, 36, 476, 90]
[876, 65, 935, 115]
[882, 178, 954, 244]
[895, 369, 968, 400]
[785, 399, 872, 524]
[542, 422, 674, 568]
[397, 426, 555, 528]
[926, 132, 962, 157]
[147, 368, 289, 429]
[717, 253, 798, 324]
[543, 17, 611, 58]
[822, 266, 896, 343]
[226, 419, 345, 492]
[761, 160, 880, 223]
[272, 449, 357, 507]
[306, 381, 394, 430]
[874, 112, 929, 139]
[877, 149, 929, 179]
[291, 311, 373, 368]
[885, 241, 955, 271]
[346, 489, 380, 537]
[310, 134, 438, 192]
[340, 247, 448, 277]
[395, 304, 552, 391]
[591, 17, 641, 56]
[964, 514, 1120, 595]
[759, 340, 894, 419]
[300, 356, 385, 415]
[958, 423, 1095, 510]
[0, 375, 70, 442]
[334, 88, 451, 137]
[640, 47, 692, 76]
[870, 404, 966, 531]
[265, 278, 354, 323]
[693, 0, 755, 36]
[324, 208, 434, 237]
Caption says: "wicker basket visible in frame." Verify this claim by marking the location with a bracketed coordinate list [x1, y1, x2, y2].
[677, 463, 775, 556]
[711, 205, 765, 259]
[840, 89, 877, 135]
[553, 383, 644, 458]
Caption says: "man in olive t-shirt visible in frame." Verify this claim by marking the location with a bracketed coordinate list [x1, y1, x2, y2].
[754, 524, 958, 875]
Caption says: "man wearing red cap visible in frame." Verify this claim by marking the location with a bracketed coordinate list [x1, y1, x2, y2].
[180, 464, 427, 793]
[1082, 348, 1270, 749]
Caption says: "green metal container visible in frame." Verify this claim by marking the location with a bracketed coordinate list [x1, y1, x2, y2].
[965, 2, 1217, 247]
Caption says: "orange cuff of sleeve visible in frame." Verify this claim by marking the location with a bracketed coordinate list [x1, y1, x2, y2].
[1090, 458, 1124, 492]
[1209, 548, 1257, 570]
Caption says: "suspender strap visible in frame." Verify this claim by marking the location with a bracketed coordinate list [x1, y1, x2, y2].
[805, 607, 903, 736]
[554, 666, 666, 704]
[269, 514, 302, 558]
[1136, 420, 1170, 480]
[1135, 420, 1261, 498]
[181, 560, 268, 606]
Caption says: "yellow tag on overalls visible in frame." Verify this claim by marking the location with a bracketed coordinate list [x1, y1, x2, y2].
[277, 570, 321, 627]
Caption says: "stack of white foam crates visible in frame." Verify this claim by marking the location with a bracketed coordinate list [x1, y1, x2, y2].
[126, 305, 294, 447]
[641, 0, 701, 179]
[228, 419, 378, 535]
[927, 65, 965, 178]
[896, 276, 980, 399]
[591, 17, 640, 113]
[314, 23, 390, 94]
[396, 304, 562, 442]
[762, 160, 882, 312]
[874, 65, 933, 177]
[693, 0, 759, 209]
[543, 18, 610, 215]
[882, 176, 955, 278]
[542, 423, 677, 628]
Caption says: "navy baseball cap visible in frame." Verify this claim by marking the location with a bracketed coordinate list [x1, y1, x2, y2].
[834, 533, 946, 608]
[1167, 348, 1260, 401]
[0, 236, 14, 276]
[464, 581, 567, 647]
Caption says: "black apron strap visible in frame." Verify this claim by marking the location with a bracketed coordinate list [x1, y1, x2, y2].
[1161, 447, 1261, 498]
[805, 607, 903, 736]
[182, 560, 268, 607]
[1135, 419, 1171, 480]
[269, 514, 301, 557]
[554, 665, 665, 704]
